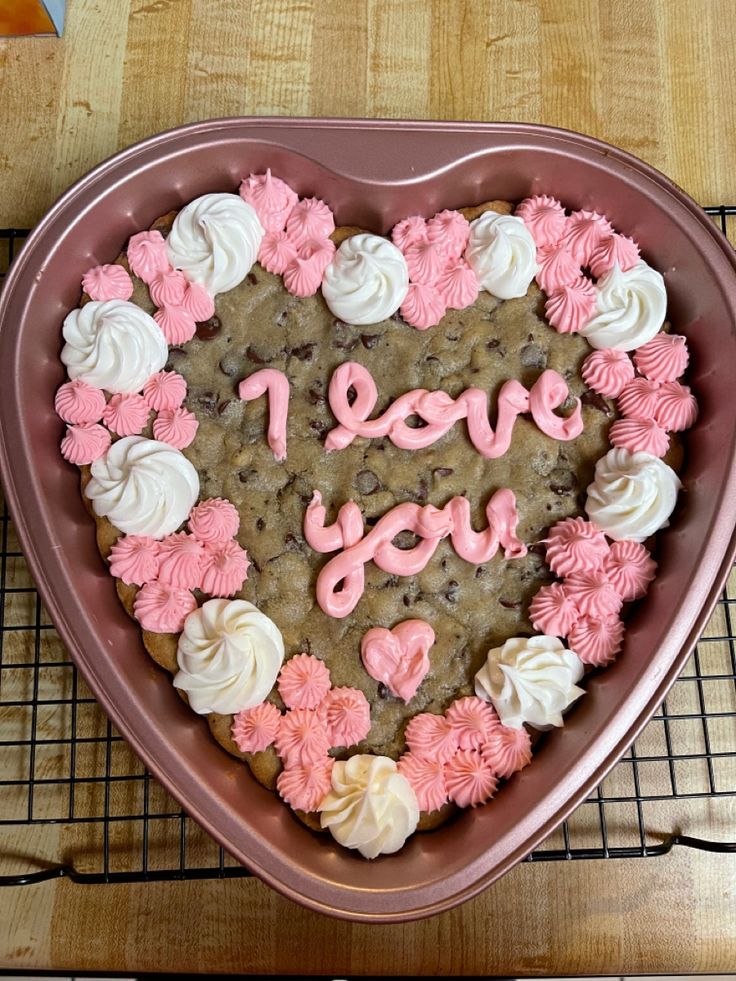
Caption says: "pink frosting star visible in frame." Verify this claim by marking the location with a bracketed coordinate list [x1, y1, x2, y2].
[444, 750, 498, 807]
[133, 581, 196, 634]
[231, 701, 281, 753]
[544, 516, 610, 577]
[320, 687, 371, 748]
[397, 753, 448, 813]
[529, 582, 582, 636]
[156, 532, 204, 590]
[60, 423, 110, 465]
[101, 392, 150, 437]
[187, 497, 240, 543]
[199, 540, 250, 597]
[276, 758, 334, 812]
[142, 370, 187, 412]
[108, 535, 160, 586]
[55, 379, 106, 424]
[482, 724, 532, 779]
[278, 654, 331, 711]
[404, 713, 458, 762]
[445, 696, 500, 750]
[274, 708, 331, 766]
[153, 406, 199, 449]
[82, 263, 134, 302]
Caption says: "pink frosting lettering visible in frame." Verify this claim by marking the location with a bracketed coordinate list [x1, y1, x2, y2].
[238, 368, 290, 461]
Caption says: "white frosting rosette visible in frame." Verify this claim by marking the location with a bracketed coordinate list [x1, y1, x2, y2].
[61, 300, 168, 394]
[580, 261, 666, 351]
[464, 211, 538, 299]
[585, 447, 681, 542]
[474, 635, 585, 729]
[85, 436, 199, 538]
[166, 192, 264, 295]
[319, 754, 419, 859]
[321, 233, 409, 325]
[174, 598, 284, 715]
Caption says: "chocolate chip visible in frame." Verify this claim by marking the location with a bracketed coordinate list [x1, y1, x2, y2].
[405, 414, 427, 429]
[581, 390, 615, 417]
[366, 515, 380, 527]
[305, 385, 325, 406]
[195, 316, 221, 340]
[393, 530, 420, 550]
[194, 391, 217, 416]
[256, 517, 265, 531]
[346, 385, 357, 406]
[246, 346, 267, 364]
[247, 271, 258, 286]
[447, 334, 460, 342]
[361, 333, 380, 349]
[486, 338, 506, 356]
[402, 594, 411, 607]
[276, 310, 288, 327]
[217, 399, 233, 415]
[425, 355, 440, 364]
[334, 336, 359, 352]
[289, 342, 315, 362]
[377, 682, 390, 699]
[284, 532, 302, 552]
[355, 469, 381, 495]
[309, 419, 329, 437]
[499, 597, 521, 610]
[445, 580, 460, 603]
[475, 566, 486, 578]
[165, 347, 186, 366]
[238, 468, 257, 483]
[433, 467, 454, 478]
[416, 477, 429, 502]
[520, 342, 547, 369]
[218, 355, 240, 377]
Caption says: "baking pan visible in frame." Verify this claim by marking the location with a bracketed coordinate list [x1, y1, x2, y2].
[0, 119, 735, 922]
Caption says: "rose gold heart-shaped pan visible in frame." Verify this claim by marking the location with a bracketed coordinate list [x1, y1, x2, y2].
[1, 120, 735, 922]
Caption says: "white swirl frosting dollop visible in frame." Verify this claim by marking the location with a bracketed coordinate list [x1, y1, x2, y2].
[474, 635, 585, 730]
[580, 261, 666, 351]
[84, 436, 199, 538]
[321, 233, 409, 325]
[464, 211, 538, 300]
[173, 598, 284, 715]
[61, 300, 168, 394]
[166, 192, 264, 296]
[585, 447, 681, 542]
[319, 754, 419, 859]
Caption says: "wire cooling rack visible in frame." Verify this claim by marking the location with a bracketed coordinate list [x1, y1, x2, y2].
[1, 212, 735, 886]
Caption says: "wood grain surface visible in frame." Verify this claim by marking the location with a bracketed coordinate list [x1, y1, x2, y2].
[1, 0, 735, 974]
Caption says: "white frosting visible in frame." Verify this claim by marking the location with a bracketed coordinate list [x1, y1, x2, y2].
[474, 635, 584, 730]
[173, 598, 284, 715]
[166, 192, 264, 295]
[61, 300, 168, 394]
[321, 233, 409, 325]
[85, 436, 199, 539]
[580, 261, 666, 351]
[319, 754, 419, 859]
[585, 447, 681, 542]
[464, 211, 538, 299]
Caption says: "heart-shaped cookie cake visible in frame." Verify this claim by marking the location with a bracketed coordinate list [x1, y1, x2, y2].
[54, 173, 696, 858]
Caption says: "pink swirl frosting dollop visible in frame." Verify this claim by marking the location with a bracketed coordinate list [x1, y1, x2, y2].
[154, 306, 196, 345]
[258, 230, 298, 274]
[82, 263, 134, 302]
[589, 235, 640, 278]
[152, 406, 199, 449]
[60, 423, 111, 465]
[275, 708, 331, 766]
[404, 239, 449, 285]
[535, 244, 580, 295]
[231, 701, 281, 753]
[618, 377, 663, 420]
[603, 540, 657, 601]
[276, 759, 334, 813]
[156, 532, 204, 590]
[143, 370, 187, 412]
[515, 195, 567, 248]
[609, 417, 670, 457]
[581, 348, 635, 397]
[482, 724, 532, 779]
[278, 654, 332, 710]
[127, 230, 169, 284]
[319, 687, 371, 747]
[108, 534, 160, 586]
[397, 753, 448, 813]
[360, 620, 434, 703]
[529, 582, 582, 636]
[654, 381, 698, 431]
[568, 614, 624, 667]
[564, 569, 623, 618]
[633, 333, 689, 383]
[400, 282, 447, 330]
[426, 209, 470, 259]
[187, 498, 240, 543]
[404, 713, 458, 762]
[285, 197, 335, 247]
[55, 379, 106, 424]
[436, 260, 479, 310]
[544, 276, 596, 334]
[101, 392, 150, 436]
[239, 169, 298, 233]
[199, 540, 250, 597]
[391, 215, 428, 251]
[182, 281, 215, 321]
[562, 210, 613, 265]
[544, 516, 610, 577]
[445, 696, 499, 750]
[444, 750, 498, 807]
[150, 269, 187, 308]
[133, 580, 196, 634]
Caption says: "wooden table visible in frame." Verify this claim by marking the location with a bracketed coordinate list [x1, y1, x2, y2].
[1, 0, 735, 974]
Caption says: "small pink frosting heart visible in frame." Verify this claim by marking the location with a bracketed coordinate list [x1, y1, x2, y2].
[360, 619, 435, 703]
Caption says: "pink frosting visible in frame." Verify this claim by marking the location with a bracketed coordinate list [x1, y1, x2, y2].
[152, 406, 199, 449]
[283, 250, 327, 297]
[568, 614, 624, 667]
[634, 333, 689, 383]
[400, 282, 447, 330]
[562, 210, 613, 265]
[618, 377, 662, 420]
[150, 269, 187, 308]
[108, 535, 160, 586]
[482, 724, 532, 779]
[581, 348, 635, 397]
[55, 379, 106, 424]
[188, 498, 240, 543]
[258, 230, 299, 274]
[285, 197, 335, 247]
[133, 580, 196, 634]
[426, 209, 470, 259]
[182, 281, 215, 322]
[82, 263, 134, 302]
[445, 696, 499, 751]
[609, 417, 670, 457]
[60, 423, 111, 465]
[603, 540, 657, 601]
[153, 306, 196, 345]
[276, 759, 334, 813]
[515, 195, 567, 248]
[156, 532, 204, 590]
[325, 362, 582, 456]
[544, 516, 610, 577]
[544, 276, 597, 334]
[319, 687, 371, 747]
[564, 569, 623, 618]
[437, 260, 479, 310]
[305, 488, 526, 619]
[589, 236, 640, 278]
[404, 713, 458, 762]
[404, 239, 450, 285]
[200, 540, 250, 597]
[360, 620, 435, 703]
[529, 582, 582, 636]
[239, 169, 298, 233]
[274, 708, 331, 766]
[101, 392, 150, 436]
[444, 750, 498, 807]
[127, 230, 169, 283]
[535, 244, 581, 295]
[231, 701, 281, 753]
[397, 753, 448, 813]
[238, 368, 290, 461]
[278, 654, 331, 710]
[654, 381, 698, 432]
[392, 215, 428, 251]
[143, 371, 187, 412]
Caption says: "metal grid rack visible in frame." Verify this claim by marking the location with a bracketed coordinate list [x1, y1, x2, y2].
[1, 212, 735, 887]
